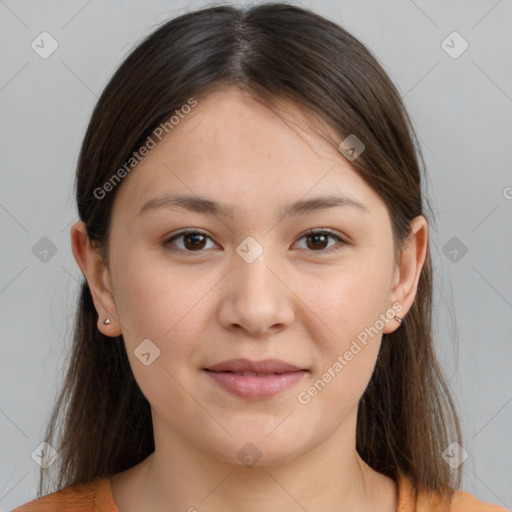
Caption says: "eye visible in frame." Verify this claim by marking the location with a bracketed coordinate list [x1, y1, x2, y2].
[293, 229, 346, 252]
[164, 229, 218, 252]
[164, 228, 347, 253]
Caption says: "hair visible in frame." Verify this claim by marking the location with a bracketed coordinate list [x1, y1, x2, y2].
[39, 2, 462, 505]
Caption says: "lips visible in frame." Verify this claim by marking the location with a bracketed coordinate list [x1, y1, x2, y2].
[204, 358, 307, 399]
[205, 358, 303, 374]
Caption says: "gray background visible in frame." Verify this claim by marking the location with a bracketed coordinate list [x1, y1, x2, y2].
[1, 0, 511, 510]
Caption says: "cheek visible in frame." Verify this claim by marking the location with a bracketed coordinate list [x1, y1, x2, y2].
[293, 260, 391, 348]
[292, 263, 390, 403]
[111, 253, 216, 409]
[113, 249, 214, 341]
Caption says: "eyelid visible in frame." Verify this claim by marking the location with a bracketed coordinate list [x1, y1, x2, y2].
[164, 228, 219, 250]
[164, 227, 347, 253]
[293, 228, 347, 252]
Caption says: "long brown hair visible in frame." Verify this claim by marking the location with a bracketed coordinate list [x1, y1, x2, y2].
[39, 3, 462, 503]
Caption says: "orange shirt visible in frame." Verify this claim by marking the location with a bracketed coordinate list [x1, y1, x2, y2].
[11, 472, 510, 512]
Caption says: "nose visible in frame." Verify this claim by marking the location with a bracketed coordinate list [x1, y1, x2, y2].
[217, 248, 295, 338]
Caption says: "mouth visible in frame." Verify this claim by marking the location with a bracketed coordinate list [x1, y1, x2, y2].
[210, 371, 289, 376]
[203, 358, 308, 400]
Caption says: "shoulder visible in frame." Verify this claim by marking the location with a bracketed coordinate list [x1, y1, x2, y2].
[10, 477, 118, 512]
[448, 488, 510, 512]
[396, 472, 510, 512]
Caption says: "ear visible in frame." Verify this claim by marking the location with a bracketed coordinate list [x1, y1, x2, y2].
[70, 220, 122, 337]
[382, 215, 429, 334]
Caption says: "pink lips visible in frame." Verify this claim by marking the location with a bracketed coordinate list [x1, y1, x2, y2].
[204, 358, 307, 399]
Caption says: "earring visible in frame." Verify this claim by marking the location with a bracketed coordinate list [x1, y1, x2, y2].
[395, 316, 403, 325]
[103, 318, 112, 325]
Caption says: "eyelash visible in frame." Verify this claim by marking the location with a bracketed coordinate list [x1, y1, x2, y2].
[164, 228, 347, 254]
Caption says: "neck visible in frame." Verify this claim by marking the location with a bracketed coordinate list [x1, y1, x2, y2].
[125, 411, 395, 512]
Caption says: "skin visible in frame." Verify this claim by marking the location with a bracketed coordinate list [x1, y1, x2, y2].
[71, 86, 428, 512]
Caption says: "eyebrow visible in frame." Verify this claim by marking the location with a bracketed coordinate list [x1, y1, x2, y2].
[138, 193, 370, 218]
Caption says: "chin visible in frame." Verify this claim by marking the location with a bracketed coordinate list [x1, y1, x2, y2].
[209, 431, 310, 469]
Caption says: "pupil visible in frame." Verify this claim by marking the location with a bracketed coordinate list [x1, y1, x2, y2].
[185, 234, 205, 250]
[308, 234, 327, 250]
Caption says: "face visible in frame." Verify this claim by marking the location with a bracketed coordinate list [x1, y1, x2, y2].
[80, 86, 421, 467]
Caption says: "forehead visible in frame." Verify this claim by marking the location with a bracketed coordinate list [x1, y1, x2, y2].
[110, 86, 386, 222]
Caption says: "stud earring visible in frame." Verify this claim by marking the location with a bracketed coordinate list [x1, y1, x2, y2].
[395, 316, 403, 325]
[103, 318, 112, 325]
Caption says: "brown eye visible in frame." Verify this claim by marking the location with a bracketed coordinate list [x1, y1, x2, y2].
[183, 233, 207, 250]
[165, 229, 216, 252]
[306, 232, 329, 250]
[294, 229, 346, 252]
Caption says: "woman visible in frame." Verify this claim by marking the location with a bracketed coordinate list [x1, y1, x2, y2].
[12, 3, 508, 511]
